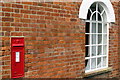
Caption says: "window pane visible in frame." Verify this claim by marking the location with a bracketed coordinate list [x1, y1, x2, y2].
[103, 34, 107, 44]
[97, 57, 101, 68]
[98, 34, 102, 44]
[102, 12, 107, 22]
[92, 23, 96, 33]
[87, 9, 92, 20]
[103, 45, 107, 55]
[90, 3, 96, 12]
[98, 46, 102, 55]
[92, 34, 96, 44]
[85, 34, 90, 45]
[85, 46, 90, 57]
[103, 57, 107, 67]
[85, 59, 90, 70]
[91, 58, 96, 69]
[86, 22, 90, 33]
[92, 46, 96, 56]
[98, 23, 102, 33]
[98, 13, 102, 21]
[98, 4, 103, 13]
[103, 23, 107, 33]
[92, 13, 96, 21]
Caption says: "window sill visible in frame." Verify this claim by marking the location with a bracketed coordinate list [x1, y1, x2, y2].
[84, 67, 112, 78]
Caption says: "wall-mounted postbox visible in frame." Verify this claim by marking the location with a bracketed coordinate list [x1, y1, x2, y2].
[11, 37, 24, 78]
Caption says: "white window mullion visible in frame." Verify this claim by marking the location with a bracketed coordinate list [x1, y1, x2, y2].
[101, 10, 105, 15]
[89, 8, 92, 13]
[96, 3, 98, 21]
[86, 55, 107, 59]
[89, 22, 92, 70]
[106, 23, 109, 67]
[101, 23, 104, 67]
[96, 3, 98, 69]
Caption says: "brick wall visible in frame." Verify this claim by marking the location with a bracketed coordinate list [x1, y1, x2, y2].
[0, 1, 3, 79]
[118, 1, 120, 78]
[108, 1, 119, 78]
[1, 2, 85, 78]
[1, 1, 120, 78]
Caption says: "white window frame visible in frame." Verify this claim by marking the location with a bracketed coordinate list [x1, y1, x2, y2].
[85, 2, 109, 73]
[79, 0, 115, 23]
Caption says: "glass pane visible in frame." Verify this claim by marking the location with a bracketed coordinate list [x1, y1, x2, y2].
[103, 57, 107, 67]
[103, 45, 107, 55]
[92, 34, 96, 44]
[98, 4, 103, 13]
[103, 34, 107, 44]
[92, 23, 96, 33]
[87, 9, 92, 20]
[90, 3, 96, 12]
[85, 59, 90, 70]
[91, 58, 96, 69]
[98, 46, 102, 55]
[97, 57, 101, 68]
[85, 46, 90, 57]
[91, 46, 96, 56]
[92, 13, 96, 21]
[103, 23, 107, 33]
[98, 23, 102, 33]
[102, 12, 107, 22]
[85, 34, 90, 45]
[98, 13, 102, 21]
[98, 34, 102, 44]
[86, 22, 90, 33]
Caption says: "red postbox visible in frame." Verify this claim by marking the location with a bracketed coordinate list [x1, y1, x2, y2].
[11, 37, 24, 78]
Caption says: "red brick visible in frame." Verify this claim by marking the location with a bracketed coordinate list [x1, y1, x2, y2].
[2, 56, 10, 61]
[2, 75, 10, 78]
[2, 66, 10, 70]
[4, 13, 10, 17]
[11, 13, 22, 17]
[2, 22, 10, 26]
[2, 17, 14, 22]
[2, 27, 15, 31]
[12, 4, 23, 8]
[11, 32, 23, 36]
[2, 8, 13, 12]
[21, 19, 30, 23]
[21, 10, 31, 14]
[2, 3, 11, 7]
[22, 2, 33, 5]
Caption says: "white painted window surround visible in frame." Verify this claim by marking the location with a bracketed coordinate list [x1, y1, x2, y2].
[79, 0, 115, 23]
[79, 0, 115, 73]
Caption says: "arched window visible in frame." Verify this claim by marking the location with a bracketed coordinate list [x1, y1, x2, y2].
[85, 2, 109, 73]
[79, 0, 115, 73]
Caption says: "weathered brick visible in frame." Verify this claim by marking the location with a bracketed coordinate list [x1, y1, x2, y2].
[11, 32, 22, 36]
[2, 27, 15, 31]
[2, 17, 14, 22]
[12, 4, 23, 8]
[2, 8, 13, 12]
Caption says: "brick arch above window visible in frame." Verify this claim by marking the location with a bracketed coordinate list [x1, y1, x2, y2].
[79, 0, 115, 23]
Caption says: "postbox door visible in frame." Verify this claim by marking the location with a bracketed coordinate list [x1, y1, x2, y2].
[11, 47, 24, 78]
